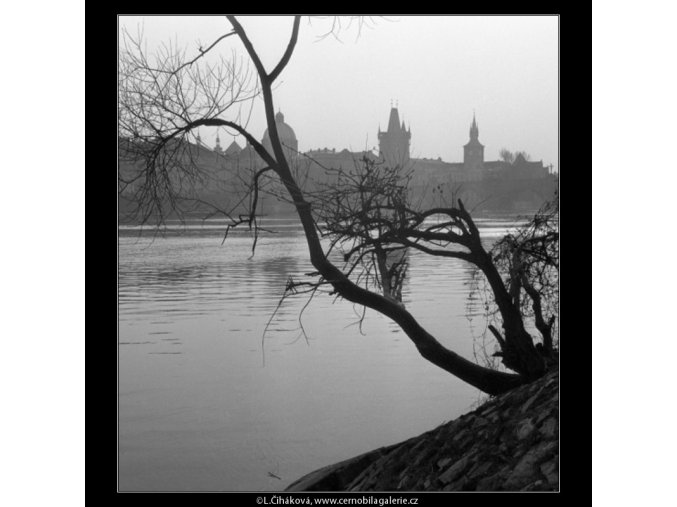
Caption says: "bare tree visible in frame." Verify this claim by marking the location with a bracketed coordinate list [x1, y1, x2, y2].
[468, 197, 559, 369]
[118, 16, 557, 395]
[499, 148, 515, 164]
[311, 156, 556, 379]
[499, 148, 532, 164]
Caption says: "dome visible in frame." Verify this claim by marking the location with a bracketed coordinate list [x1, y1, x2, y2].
[262, 110, 298, 155]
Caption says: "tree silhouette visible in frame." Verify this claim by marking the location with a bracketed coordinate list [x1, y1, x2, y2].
[118, 16, 558, 395]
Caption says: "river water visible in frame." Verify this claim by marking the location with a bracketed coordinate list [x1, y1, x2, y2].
[118, 215, 527, 491]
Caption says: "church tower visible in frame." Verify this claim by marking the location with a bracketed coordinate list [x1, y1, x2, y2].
[378, 105, 411, 168]
[463, 113, 484, 171]
[214, 132, 223, 154]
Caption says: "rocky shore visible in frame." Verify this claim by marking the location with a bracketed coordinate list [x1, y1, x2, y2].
[286, 368, 558, 492]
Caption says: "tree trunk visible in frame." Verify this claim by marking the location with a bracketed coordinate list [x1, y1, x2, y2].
[475, 250, 546, 380]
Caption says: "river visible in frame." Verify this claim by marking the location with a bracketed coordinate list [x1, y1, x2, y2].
[118, 215, 528, 491]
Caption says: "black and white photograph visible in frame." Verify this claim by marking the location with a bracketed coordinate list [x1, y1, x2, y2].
[15, 3, 677, 504]
[117, 15, 559, 493]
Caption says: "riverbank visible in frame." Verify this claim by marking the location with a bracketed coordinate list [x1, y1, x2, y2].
[285, 368, 558, 492]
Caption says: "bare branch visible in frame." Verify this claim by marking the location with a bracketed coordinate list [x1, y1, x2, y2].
[269, 16, 302, 82]
[226, 16, 268, 80]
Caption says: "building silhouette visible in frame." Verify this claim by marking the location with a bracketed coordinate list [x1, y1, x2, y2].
[378, 107, 411, 168]
[222, 106, 554, 211]
[119, 105, 557, 216]
[262, 111, 298, 160]
[464, 113, 484, 172]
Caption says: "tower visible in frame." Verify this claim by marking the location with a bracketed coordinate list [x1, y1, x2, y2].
[214, 132, 223, 154]
[463, 112, 484, 171]
[378, 106, 411, 168]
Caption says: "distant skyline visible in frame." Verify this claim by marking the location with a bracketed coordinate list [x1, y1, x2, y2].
[119, 15, 558, 169]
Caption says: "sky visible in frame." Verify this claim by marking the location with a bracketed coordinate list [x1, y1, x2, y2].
[119, 15, 558, 169]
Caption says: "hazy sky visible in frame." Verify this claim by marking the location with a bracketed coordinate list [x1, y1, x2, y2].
[119, 15, 558, 168]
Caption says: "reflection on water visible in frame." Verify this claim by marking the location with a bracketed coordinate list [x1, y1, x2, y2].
[118, 216, 528, 491]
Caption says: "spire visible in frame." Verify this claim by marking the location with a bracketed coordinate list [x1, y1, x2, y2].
[464, 111, 484, 169]
[214, 131, 222, 153]
[387, 106, 401, 133]
[469, 112, 479, 141]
